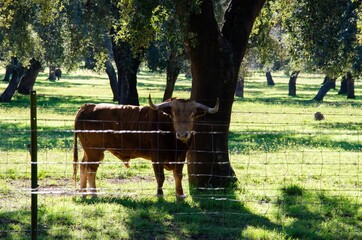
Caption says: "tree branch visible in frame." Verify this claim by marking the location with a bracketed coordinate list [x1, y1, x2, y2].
[221, 0, 266, 65]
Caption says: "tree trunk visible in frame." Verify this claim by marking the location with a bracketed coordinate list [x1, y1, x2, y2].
[235, 77, 244, 98]
[163, 50, 182, 101]
[3, 57, 19, 82]
[338, 75, 348, 95]
[321, 75, 335, 89]
[48, 65, 56, 81]
[184, 0, 265, 189]
[0, 64, 25, 102]
[111, 34, 141, 106]
[288, 71, 300, 96]
[313, 76, 335, 102]
[3, 64, 13, 82]
[105, 60, 119, 101]
[346, 72, 355, 99]
[266, 71, 275, 86]
[17, 58, 42, 95]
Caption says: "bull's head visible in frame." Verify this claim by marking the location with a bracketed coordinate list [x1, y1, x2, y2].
[149, 94, 219, 143]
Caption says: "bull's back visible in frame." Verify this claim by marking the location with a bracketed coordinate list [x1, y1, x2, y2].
[74, 103, 178, 160]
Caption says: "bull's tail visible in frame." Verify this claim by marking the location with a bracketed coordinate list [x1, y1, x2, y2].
[73, 130, 78, 185]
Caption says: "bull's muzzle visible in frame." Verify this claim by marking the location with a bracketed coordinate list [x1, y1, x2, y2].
[176, 131, 192, 143]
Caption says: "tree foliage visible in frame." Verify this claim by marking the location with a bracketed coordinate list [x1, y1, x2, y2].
[283, 0, 361, 78]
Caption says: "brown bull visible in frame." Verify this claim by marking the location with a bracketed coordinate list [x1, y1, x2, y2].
[73, 95, 219, 198]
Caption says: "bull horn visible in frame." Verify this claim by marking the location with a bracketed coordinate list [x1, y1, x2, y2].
[196, 98, 219, 114]
[148, 94, 173, 110]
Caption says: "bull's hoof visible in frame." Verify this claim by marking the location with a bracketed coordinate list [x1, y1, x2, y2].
[156, 189, 164, 197]
[76, 189, 97, 198]
[176, 194, 187, 200]
[176, 194, 187, 199]
[155, 193, 164, 198]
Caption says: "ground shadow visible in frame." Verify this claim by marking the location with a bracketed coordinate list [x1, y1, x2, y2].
[0, 210, 31, 239]
[1, 186, 360, 239]
[278, 185, 362, 239]
[72, 192, 282, 239]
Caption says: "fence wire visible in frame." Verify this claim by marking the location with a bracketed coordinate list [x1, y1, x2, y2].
[1, 111, 361, 239]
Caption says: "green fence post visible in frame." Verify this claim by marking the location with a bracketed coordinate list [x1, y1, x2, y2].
[30, 91, 38, 240]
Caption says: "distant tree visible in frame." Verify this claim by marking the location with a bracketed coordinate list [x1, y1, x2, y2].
[284, 0, 361, 101]
[146, 41, 186, 101]
[17, 58, 43, 94]
[248, 2, 287, 85]
[0, 58, 25, 102]
[288, 71, 300, 96]
[0, 1, 50, 100]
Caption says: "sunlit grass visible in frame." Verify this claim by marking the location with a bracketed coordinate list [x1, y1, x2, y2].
[1, 67, 361, 239]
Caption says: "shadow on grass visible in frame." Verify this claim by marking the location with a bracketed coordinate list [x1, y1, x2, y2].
[1, 186, 360, 239]
[71, 190, 281, 239]
[0, 122, 73, 151]
[0, 210, 31, 239]
[278, 185, 362, 239]
[0, 94, 115, 116]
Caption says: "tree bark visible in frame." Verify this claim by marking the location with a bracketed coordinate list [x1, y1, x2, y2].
[313, 76, 335, 102]
[346, 71, 355, 99]
[266, 71, 275, 86]
[288, 71, 300, 96]
[111, 35, 141, 106]
[0, 64, 25, 102]
[105, 60, 119, 101]
[235, 77, 244, 98]
[322, 75, 335, 89]
[338, 75, 348, 95]
[3, 64, 13, 82]
[2, 57, 19, 82]
[48, 65, 56, 81]
[163, 50, 182, 101]
[17, 58, 42, 95]
[183, 0, 265, 189]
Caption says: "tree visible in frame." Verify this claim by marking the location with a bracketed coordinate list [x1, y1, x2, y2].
[284, 0, 361, 101]
[0, 58, 25, 102]
[288, 71, 300, 96]
[0, 1, 46, 100]
[146, 40, 186, 101]
[175, 0, 265, 189]
[17, 58, 43, 94]
[111, 37, 141, 105]
[0, 0, 68, 100]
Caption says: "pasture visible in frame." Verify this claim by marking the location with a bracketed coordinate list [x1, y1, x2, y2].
[1, 68, 361, 239]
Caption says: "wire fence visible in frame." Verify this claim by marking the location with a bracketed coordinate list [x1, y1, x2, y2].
[1, 95, 361, 239]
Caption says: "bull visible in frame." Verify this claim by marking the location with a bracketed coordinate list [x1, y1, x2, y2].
[73, 95, 219, 198]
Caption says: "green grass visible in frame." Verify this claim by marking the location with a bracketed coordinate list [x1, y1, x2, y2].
[0, 69, 361, 239]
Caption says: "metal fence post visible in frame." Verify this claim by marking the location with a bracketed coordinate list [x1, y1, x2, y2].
[30, 91, 38, 240]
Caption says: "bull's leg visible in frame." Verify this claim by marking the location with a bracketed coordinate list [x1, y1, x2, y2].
[173, 163, 186, 199]
[152, 162, 165, 197]
[87, 163, 100, 197]
[79, 154, 88, 192]
[79, 163, 87, 192]
[80, 151, 103, 197]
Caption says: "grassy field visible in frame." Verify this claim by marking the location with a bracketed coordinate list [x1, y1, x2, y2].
[0, 68, 362, 239]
